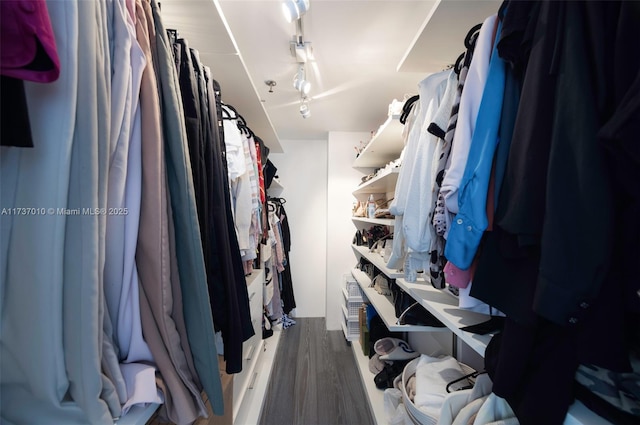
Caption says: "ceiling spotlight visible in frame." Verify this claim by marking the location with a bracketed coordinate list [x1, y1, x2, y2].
[293, 65, 311, 95]
[282, 0, 310, 23]
[299, 102, 311, 119]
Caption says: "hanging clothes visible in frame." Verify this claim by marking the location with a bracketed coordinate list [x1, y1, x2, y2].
[0, 0, 61, 148]
[0, 1, 117, 423]
[150, 0, 224, 415]
[135, 0, 207, 422]
[103, 1, 159, 411]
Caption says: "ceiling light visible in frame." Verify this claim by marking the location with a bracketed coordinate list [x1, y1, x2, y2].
[290, 40, 313, 63]
[282, 0, 310, 23]
[293, 65, 311, 95]
[299, 102, 311, 119]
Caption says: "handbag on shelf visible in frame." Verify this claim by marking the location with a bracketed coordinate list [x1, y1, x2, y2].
[353, 200, 367, 217]
[383, 238, 393, 262]
[391, 282, 445, 327]
[372, 274, 392, 296]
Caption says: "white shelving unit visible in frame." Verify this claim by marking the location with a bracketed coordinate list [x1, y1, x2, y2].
[351, 244, 402, 279]
[160, 0, 282, 153]
[351, 339, 386, 425]
[267, 178, 284, 197]
[352, 268, 447, 334]
[352, 217, 395, 227]
[396, 278, 492, 356]
[233, 330, 282, 425]
[352, 167, 400, 200]
[397, 0, 501, 73]
[353, 115, 404, 168]
[341, 277, 365, 342]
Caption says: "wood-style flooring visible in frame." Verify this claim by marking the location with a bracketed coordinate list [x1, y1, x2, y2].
[259, 318, 374, 425]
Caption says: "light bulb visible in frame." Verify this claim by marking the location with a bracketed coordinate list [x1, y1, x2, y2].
[282, 2, 298, 23]
[299, 103, 311, 119]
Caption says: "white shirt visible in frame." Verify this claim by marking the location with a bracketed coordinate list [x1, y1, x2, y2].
[440, 15, 497, 220]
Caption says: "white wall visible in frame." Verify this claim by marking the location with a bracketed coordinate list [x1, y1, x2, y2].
[270, 139, 328, 318]
[269, 133, 373, 328]
[326, 132, 371, 330]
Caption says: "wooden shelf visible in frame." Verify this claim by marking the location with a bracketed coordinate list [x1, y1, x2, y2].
[352, 167, 400, 199]
[351, 269, 447, 333]
[353, 115, 404, 168]
[351, 340, 386, 425]
[351, 217, 395, 227]
[351, 244, 402, 279]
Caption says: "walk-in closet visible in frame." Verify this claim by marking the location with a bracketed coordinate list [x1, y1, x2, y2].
[1, 1, 638, 425]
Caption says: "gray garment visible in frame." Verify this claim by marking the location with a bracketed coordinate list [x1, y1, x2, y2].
[0, 0, 94, 423]
[135, 0, 207, 422]
[149, 0, 224, 415]
[62, 0, 120, 422]
[97, 0, 127, 410]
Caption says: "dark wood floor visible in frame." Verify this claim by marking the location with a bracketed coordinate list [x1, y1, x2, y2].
[259, 318, 374, 425]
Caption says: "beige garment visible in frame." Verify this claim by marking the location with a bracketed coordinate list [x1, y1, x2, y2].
[134, 1, 207, 423]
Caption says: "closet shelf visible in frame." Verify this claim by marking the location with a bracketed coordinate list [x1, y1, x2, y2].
[395, 278, 492, 356]
[351, 217, 395, 227]
[352, 245, 402, 279]
[397, 0, 501, 73]
[350, 340, 386, 425]
[352, 167, 400, 199]
[353, 115, 404, 168]
[267, 178, 284, 197]
[160, 0, 283, 153]
[352, 269, 448, 333]
[245, 269, 265, 287]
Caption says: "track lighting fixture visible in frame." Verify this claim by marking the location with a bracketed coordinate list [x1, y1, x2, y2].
[293, 65, 310, 95]
[282, 0, 310, 23]
[299, 98, 311, 119]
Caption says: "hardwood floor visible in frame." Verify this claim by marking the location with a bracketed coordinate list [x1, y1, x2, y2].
[259, 318, 374, 425]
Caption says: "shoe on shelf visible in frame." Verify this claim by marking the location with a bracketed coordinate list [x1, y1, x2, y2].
[374, 337, 419, 361]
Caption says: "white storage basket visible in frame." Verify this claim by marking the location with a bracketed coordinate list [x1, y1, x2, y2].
[400, 358, 476, 425]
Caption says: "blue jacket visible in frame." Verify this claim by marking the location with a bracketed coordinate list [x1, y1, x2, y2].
[445, 20, 506, 270]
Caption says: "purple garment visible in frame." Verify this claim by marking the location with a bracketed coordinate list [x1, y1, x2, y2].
[1, 0, 60, 82]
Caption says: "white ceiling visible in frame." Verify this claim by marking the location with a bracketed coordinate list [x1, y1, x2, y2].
[160, 0, 499, 148]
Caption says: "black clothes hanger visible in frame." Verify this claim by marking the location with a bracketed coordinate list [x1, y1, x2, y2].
[454, 52, 466, 76]
[446, 370, 487, 393]
[399, 95, 420, 125]
[221, 103, 256, 138]
[464, 23, 483, 52]
[166, 28, 178, 42]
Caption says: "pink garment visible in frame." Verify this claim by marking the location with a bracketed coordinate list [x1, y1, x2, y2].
[0, 0, 60, 82]
[444, 259, 477, 289]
